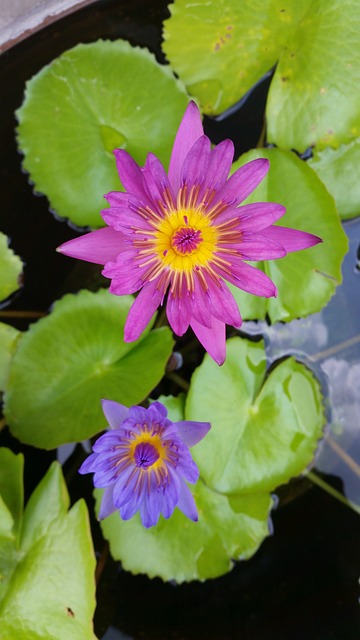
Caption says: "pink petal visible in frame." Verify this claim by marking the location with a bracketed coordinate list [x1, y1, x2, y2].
[190, 276, 212, 327]
[175, 420, 211, 447]
[190, 316, 226, 365]
[142, 153, 176, 209]
[101, 399, 129, 429]
[176, 480, 198, 522]
[113, 149, 148, 199]
[168, 101, 204, 194]
[215, 158, 269, 207]
[57, 227, 126, 265]
[225, 235, 286, 260]
[260, 226, 322, 252]
[166, 292, 192, 336]
[124, 280, 163, 342]
[217, 260, 277, 297]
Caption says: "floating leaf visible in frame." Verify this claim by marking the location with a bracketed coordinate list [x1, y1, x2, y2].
[163, 0, 360, 153]
[229, 147, 348, 322]
[0, 451, 96, 640]
[97, 481, 272, 583]
[186, 338, 325, 494]
[16, 39, 190, 228]
[267, 0, 360, 151]
[4, 289, 173, 449]
[163, 0, 308, 115]
[308, 140, 360, 220]
[0, 233, 23, 302]
[0, 323, 20, 393]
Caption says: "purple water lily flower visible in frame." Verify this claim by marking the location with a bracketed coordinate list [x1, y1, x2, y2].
[58, 101, 321, 365]
[79, 399, 210, 528]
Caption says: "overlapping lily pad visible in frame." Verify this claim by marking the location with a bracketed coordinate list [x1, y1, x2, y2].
[186, 338, 325, 494]
[0, 233, 23, 302]
[4, 289, 173, 449]
[0, 449, 96, 640]
[16, 39, 190, 228]
[309, 140, 360, 219]
[229, 147, 348, 322]
[0, 322, 20, 392]
[163, 0, 360, 153]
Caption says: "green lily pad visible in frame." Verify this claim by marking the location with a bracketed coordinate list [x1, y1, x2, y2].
[4, 289, 174, 449]
[16, 39, 190, 228]
[0, 233, 23, 302]
[308, 140, 360, 220]
[96, 480, 272, 583]
[164, 0, 360, 153]
[0, 450, 96, 640]
[186, 337, 325, 495]
[229, 147, 348, 322]
[267, 0, 360, 151]
[163, 0, 308, 115]
[0, 322, 21, 393]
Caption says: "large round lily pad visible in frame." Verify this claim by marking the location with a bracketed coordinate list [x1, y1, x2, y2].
[4, 289, 173, 449]
[186, 337, 325, 495]
[229, 147, 348, 322]
[16, 40, 190, 228]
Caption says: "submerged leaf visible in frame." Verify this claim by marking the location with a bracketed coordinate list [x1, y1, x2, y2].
[16, 39, 190, 227]
[4, 289, 173, 449]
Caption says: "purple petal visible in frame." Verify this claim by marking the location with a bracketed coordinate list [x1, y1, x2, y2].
[124, 280, 163, 342]
[259, 226, 323, 252]
[113, 149, 148, 199]
[166, 292, 192, 336]
[98, 486, 117, 520]
[190, 277, 212, 327]
[142, 153, 176, 209]
[57, 227, 125, 265]
[176, 480, 198, 522]
[217, 202, 286, 231]
[175, 420, 211, 447]
[101, 399, 129, 429]
[78, 452, 99, 475]
[226, 235, 286, 260]
[180, 135, 211, 189]
[216, 158, 269, 208]
[204, 139, 234, 194]
[190, 316, 226, 365]
[148, 401, 168, 418]
[206, 278, 242, 328]
[102, 206, 153, 233]
[217, 260, 277, 298]
[168, 101, 204, 193]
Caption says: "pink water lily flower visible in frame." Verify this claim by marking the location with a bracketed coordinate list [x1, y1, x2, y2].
[58, 101, 321, 365]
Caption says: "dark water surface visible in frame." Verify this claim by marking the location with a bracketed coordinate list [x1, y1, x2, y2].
[1, 1, 360, 638]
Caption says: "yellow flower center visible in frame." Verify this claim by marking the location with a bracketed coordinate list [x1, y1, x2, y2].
[155, 208, 217, 272]
[129, 430, 168, 472]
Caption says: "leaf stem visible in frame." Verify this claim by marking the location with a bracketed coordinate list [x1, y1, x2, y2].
[326, 436, 360, 478]
[311, 333, 360, 361]
[166, 371, 190, 391]
[307, 470, 360, 515]
[0, 310, 46, 319]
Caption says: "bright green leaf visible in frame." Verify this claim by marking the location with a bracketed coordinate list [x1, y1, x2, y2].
[163, 0, 309, 115]
[0, 323, 21, 393]
[267, 0, 360, 151]
[96, 481, 272, 583]
[186, 337, 325, 494]
[308, 140, 360, 219]
[230, 148, 348, 322]
[0, 458, 97, 640]
[16, 39, 190, 228]
[0, 233, 22, 302]
[4, 289, 173, 449]
[0, 449, 23, 543]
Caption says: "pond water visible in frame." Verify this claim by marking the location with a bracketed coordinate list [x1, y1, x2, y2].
[0, 0, 359, 638]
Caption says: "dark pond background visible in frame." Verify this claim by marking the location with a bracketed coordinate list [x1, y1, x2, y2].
[0, 0, 360, 638]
